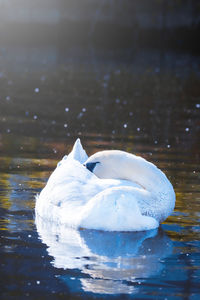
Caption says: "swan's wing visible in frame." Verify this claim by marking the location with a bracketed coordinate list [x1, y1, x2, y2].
[36, 159, 94, 207]
[36, 158, 113, 226]
[78, 186, 159, 232]
[57, 138, 88, 167]
[67, 138, 88, 163]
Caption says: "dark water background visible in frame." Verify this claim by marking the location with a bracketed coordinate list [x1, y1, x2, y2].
[0, 1, 200, 299]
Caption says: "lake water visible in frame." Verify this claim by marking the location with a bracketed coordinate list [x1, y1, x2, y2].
[1, 38, 200, 300]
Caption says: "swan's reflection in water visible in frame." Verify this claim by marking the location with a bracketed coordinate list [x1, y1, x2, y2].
[36, 216, 172, 295]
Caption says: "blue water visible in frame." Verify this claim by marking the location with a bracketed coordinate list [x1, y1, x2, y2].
[1, 136, 200, 299]
[1, 1, 200, 298]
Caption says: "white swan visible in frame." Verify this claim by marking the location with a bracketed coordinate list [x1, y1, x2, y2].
[35, 139, 175, 231]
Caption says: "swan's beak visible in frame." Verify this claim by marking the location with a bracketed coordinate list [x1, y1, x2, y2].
[85, 162, 96, 173]
[85, 162, 99, 173]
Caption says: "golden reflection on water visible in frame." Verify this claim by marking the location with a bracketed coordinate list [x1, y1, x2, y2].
[0, 173, 12, 210]
[0, 218, 10, 231]
[0, 156, 54, 231]
[0, 195, 12, 211]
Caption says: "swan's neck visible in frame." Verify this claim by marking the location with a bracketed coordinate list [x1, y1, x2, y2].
[117, 154, 171, 195]
[120, 153, 175, 221]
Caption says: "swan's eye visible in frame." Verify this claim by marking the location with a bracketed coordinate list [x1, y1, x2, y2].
[85, 162, 100, 173]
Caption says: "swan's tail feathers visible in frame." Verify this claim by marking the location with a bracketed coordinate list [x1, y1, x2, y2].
[67, 138, 88, 163]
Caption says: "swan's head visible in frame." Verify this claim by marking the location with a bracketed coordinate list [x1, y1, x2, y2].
[84, 150, 127, 179]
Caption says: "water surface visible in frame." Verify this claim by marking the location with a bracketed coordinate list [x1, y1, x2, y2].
[1, 7, 200, 299]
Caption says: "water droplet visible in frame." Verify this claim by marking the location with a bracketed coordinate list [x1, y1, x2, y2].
[34, 88, 39, 93]
[149, 109, 154, 115]
[65, 107, 69, 112]
[8, 80, 13, 85]
[40, 75, 46, 81]
[102, 82, 108, 88]
[104, 74, 110, 81]
[77, 112, 83, 119]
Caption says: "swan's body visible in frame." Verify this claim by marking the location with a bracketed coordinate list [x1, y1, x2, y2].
[35, 139, 175, 231]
